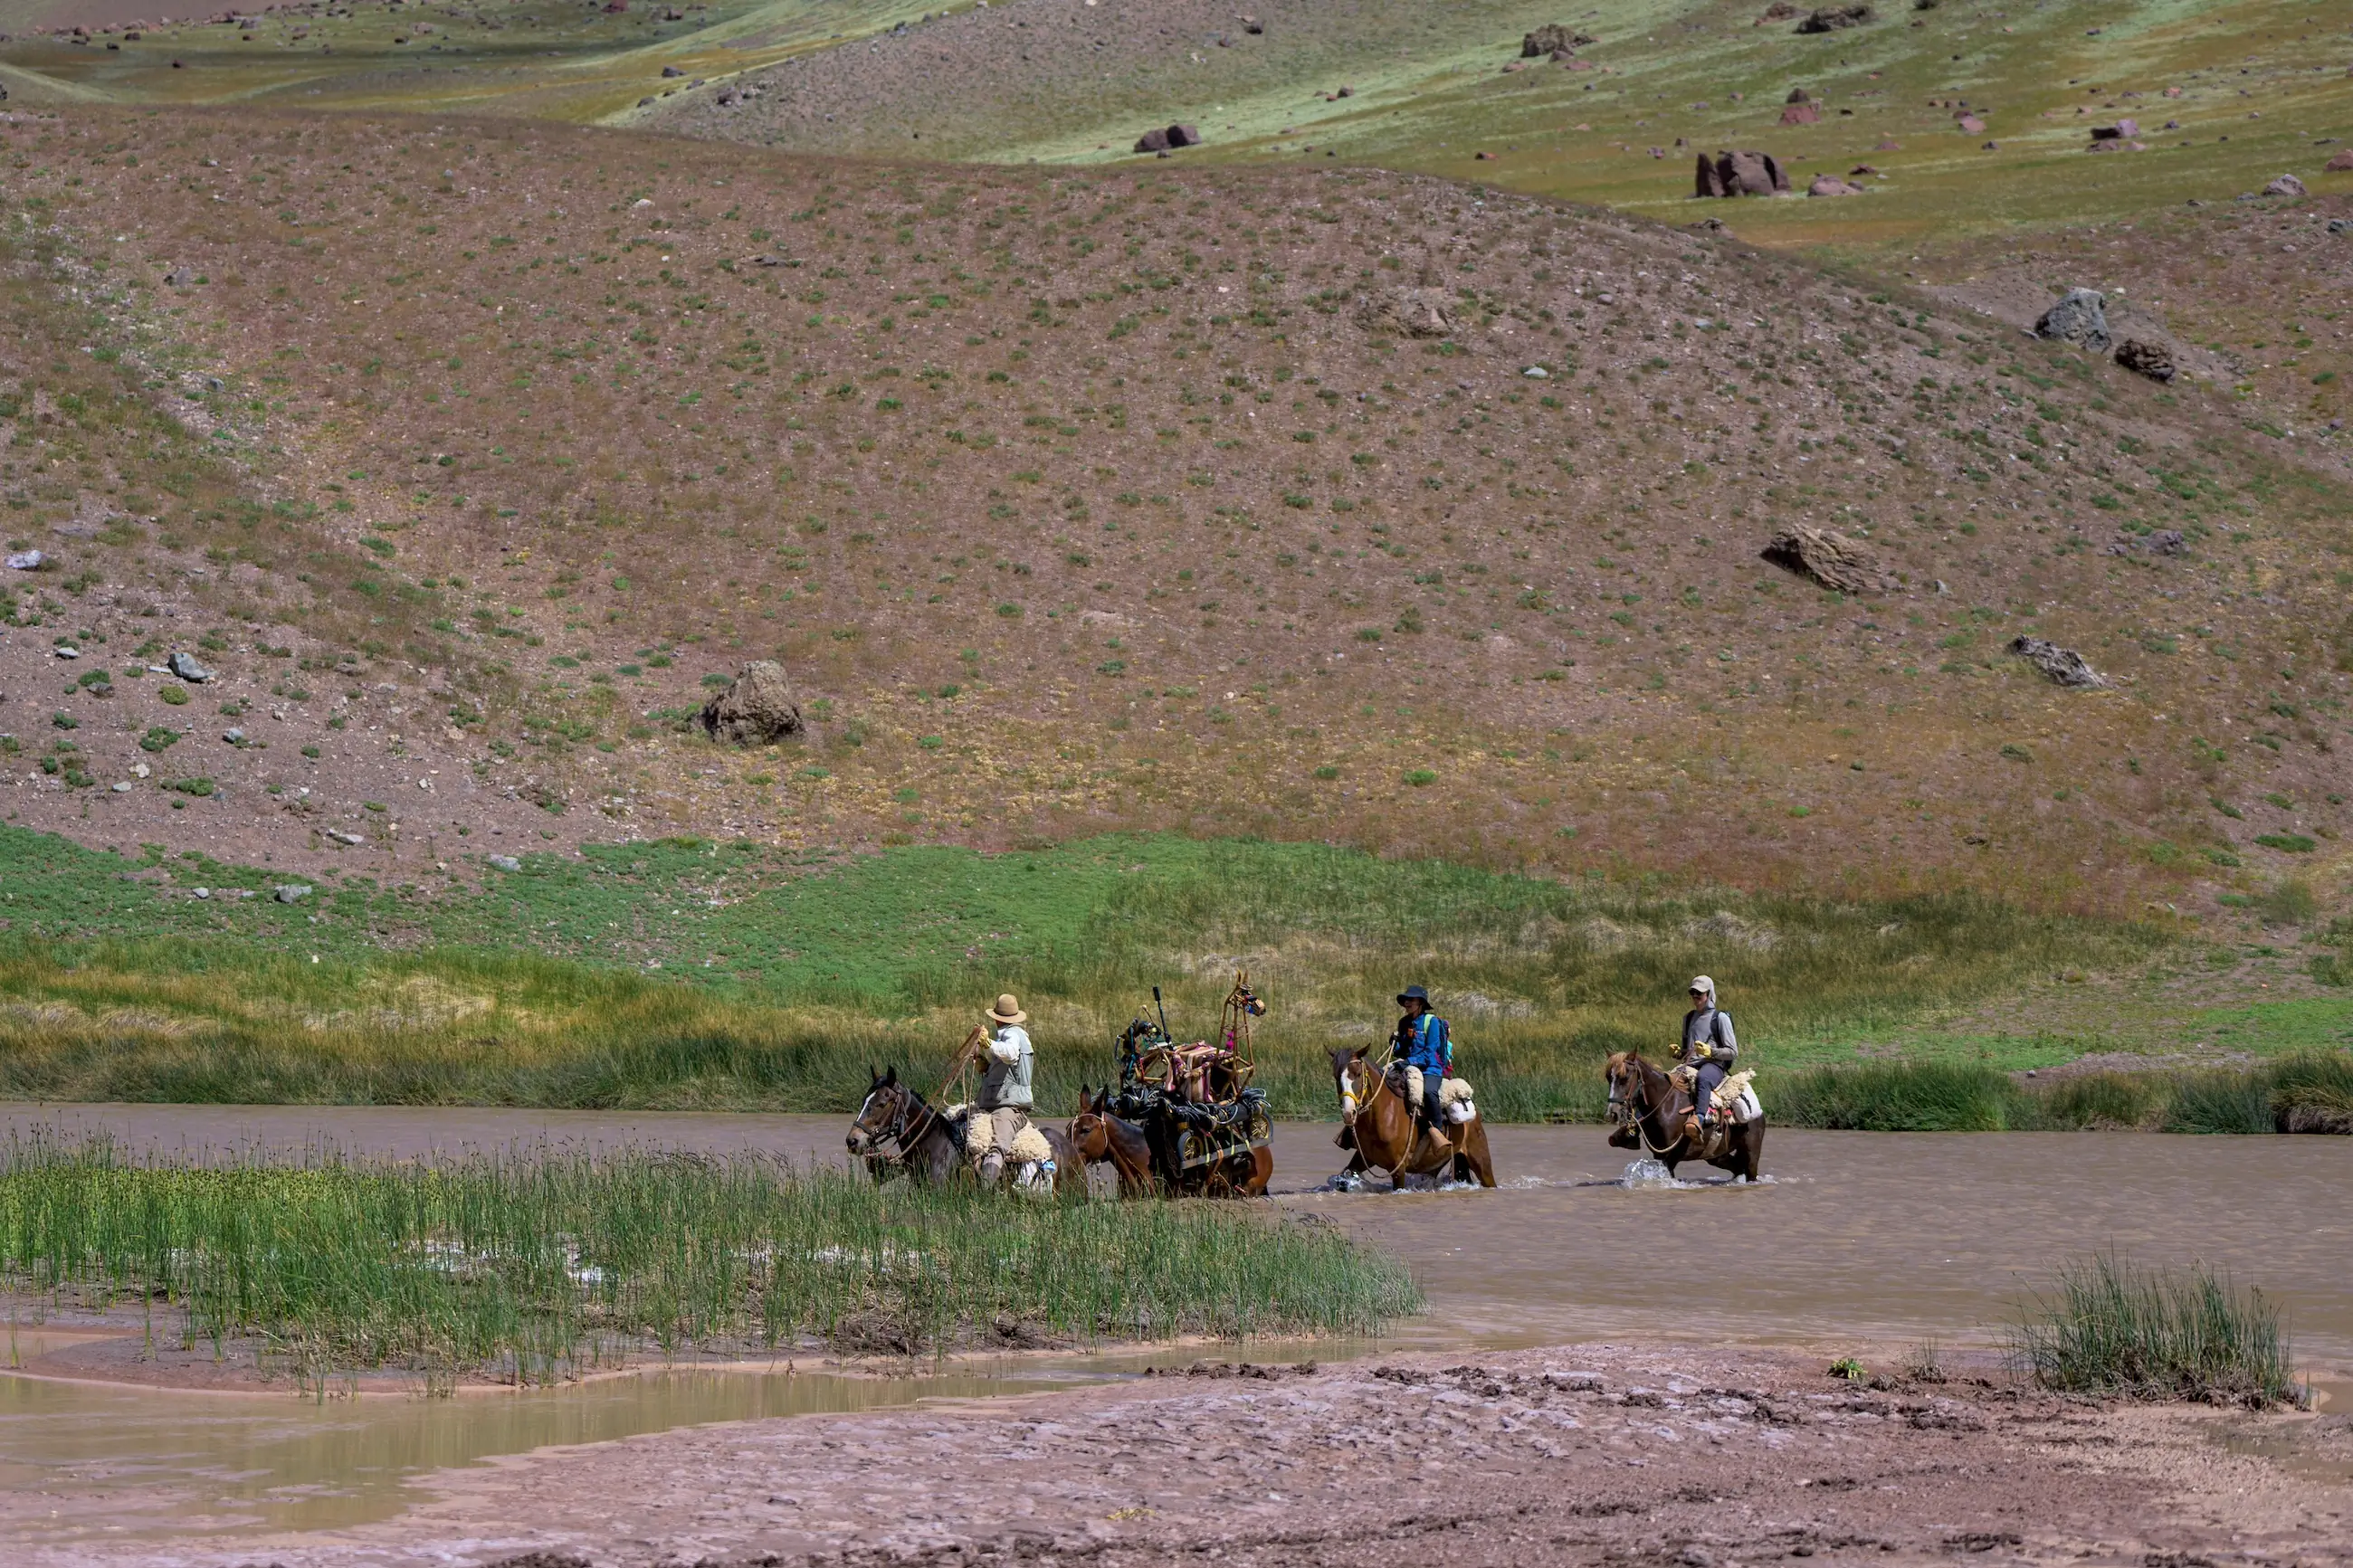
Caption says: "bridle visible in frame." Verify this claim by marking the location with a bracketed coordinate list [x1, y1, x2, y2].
[1337, 1054, 1389, 1127]
[1608, 1055, 1688, 1159]
[851, 1080, 939, 1163]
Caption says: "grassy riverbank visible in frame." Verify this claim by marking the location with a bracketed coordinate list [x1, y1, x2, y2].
[1772, 1052, 2353, 1135]
[0, 824, 2208, 1117]
[0, 1135, 1418, 1388]
[2012, 1256, 2302, 1409]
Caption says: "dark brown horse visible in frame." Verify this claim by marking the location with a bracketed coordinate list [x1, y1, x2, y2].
[1602, 1050, 1765, 1183]
[1068, 1087, 1157, 1197]
[846, 1067, 1079, 1193]
[1330, 1045, 1497, 1190]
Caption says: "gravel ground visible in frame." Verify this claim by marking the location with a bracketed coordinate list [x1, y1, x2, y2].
[29, 1342, 2350, 1568]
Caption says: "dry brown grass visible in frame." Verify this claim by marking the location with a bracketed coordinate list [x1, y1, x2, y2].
[2, 104, 2348, 913]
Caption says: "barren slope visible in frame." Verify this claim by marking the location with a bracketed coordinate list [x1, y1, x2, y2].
[3, 105, 2348, 911]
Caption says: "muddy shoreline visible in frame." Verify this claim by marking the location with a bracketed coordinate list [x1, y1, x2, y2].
[11, 1340, 2345, 1567]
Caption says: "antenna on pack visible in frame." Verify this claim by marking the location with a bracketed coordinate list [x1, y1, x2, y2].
[1153, 984, 1169, 1040]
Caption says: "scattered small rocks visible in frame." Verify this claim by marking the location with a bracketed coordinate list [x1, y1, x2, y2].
[167, 651, 215, 683]
[1761, 525, 1891, 594]
[699, 660, 805, 746]
[2034, 288, 2111, 353]
[2008, 636, 2107, 689]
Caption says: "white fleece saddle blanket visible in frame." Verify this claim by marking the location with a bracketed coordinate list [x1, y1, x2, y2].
[946, 1106, 1055, 1166]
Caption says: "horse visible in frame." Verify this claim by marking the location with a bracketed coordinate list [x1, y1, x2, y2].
[1068, 1086, 1157, 1197]
[846, 1067, 965, 1184]
[1329, 1045, 1497, 1190]
[1602, 1050, 1765, 1183]
[847, 1067, 1081, 1193]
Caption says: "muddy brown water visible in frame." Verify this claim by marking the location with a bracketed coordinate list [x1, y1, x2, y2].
[0, 1105, 2347, 1546]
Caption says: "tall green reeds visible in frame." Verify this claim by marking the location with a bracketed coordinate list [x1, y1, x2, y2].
[1763, 1052, 2353, 1134]
[0, 1135, 1420, 1390]
[2009, 1255, 2301, 1407]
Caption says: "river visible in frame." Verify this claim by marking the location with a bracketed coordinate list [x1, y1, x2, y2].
[0, 1105, 2344, 1549]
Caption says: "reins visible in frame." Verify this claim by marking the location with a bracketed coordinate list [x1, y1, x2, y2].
[1617, 1059, 1689, 1160]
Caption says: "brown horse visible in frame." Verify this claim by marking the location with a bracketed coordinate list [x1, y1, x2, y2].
[1329, 1046, 1497, 1190]
[1068, 1087, 1157, 1197]
[1602, 1050, 1765, 1183]
[847, 1067, 1079, 1193]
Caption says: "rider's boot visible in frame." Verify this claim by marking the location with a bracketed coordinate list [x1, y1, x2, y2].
[979, 1152, 1006, 1186]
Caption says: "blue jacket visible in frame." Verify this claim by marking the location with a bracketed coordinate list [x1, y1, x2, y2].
[1395, 1012, 1452, 1075]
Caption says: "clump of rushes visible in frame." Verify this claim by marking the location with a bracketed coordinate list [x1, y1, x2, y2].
[2010, 1254, 2302, 1408]
[0, 1135, 1420, 1392]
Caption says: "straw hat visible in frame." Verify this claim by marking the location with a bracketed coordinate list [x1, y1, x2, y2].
[986, 993, 1028, 1025]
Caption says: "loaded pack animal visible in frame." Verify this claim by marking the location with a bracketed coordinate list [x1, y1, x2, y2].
[846, 1066, 1077, 1193]
[1602, 1050, 1766, 1183]
[1079, 975, 1275, 1198]
[1067, 1086, 1157, 1198]
[1330, 1044, 1498, 1190]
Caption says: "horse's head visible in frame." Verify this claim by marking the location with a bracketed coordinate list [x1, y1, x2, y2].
[1067, 1084, 1110, 1162]
[1329, 1044, 1376, 1119]
[847, 1065, 907, 1156]
[1602, 1050, 1650, 1124]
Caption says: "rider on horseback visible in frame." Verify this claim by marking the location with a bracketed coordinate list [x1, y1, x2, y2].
[975, 993, 1036, 1186]
[1392, 984, 1453, 1138]
[1679, 976, 1739, 1134]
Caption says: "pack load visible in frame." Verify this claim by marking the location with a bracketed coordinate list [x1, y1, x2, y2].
[1107, 974, 1273, 1193]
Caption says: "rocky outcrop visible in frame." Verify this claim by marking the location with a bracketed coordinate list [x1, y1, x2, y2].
[1134, 123, 1202, 154]
[2034, 289, 2110, 353]
[2114, 337, 2176, 382]
[1358, 288, 1457, 338]
[1696, 149, 1790, 196]
[2262, 173, 2307, 197]
[699, 660, 805, 745]
[1779, 102, 1822, 125]
[2007, 636, 2107, 689]
[1806, 174, 1865, 196]
[1521, 24, 1595, 55]
[1795, 5, 1872, 31]
[1760, 525, 1891, 594]
[2328, 149, 2353, 173]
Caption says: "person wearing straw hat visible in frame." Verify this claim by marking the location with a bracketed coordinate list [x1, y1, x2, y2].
[974, 993, 1036, 1186]
[1678, 976, 1739, 1132]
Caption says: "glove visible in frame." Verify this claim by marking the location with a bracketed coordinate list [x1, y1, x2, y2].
[1691, 1042, 1714, 1060]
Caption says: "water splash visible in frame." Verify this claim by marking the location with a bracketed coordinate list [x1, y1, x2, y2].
[1618, 1158, 1691, 1190]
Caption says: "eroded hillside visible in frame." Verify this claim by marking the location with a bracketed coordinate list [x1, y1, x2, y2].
[2, 105, 2347, 910]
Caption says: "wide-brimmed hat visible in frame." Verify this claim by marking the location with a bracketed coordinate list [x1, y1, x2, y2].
[1689, 975, 1716, 999]
[1396, 984, 1431, 1007]
[986, 993, 1028, 1025]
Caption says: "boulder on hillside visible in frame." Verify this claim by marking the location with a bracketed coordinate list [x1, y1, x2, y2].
[1786, 86, 1812, 102]
[2114, 337, 2177, 382]
[2034, 288, 2110, 353]
[1133, 124, 1201, 154]
[1757, 1, 1798, 19]
[2262, 172, 2307, 197]
[1521, 24, 1595, 55]
[1795, 5, 1872, 32]
[1358, 287, 1458, 338]
[700, 660, 805, 746]
[2008, 636, 2108, 689]
[1698, 148, 1790, 196]
[1806, 174, 1865, 195]
[1780, 101, 1822, 125]
[2327, 148, 2353, 172]
[1761, 525, 1891, 594]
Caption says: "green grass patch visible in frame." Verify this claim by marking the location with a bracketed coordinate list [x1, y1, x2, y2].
[1765, 1053, 2353, 1134]
[2009, 1254, 2301, 1408]
[0, 1134, 1419, 1391]
[0, 825, 2170, 1117]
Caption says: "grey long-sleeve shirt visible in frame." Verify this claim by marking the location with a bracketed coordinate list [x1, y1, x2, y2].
[1680, 1006, 1739, 1069]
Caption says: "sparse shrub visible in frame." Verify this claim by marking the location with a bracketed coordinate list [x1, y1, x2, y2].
[2009, 1254, 2301, 1407]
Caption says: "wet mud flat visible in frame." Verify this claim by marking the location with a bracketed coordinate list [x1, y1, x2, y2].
[33, 1343, 2344, 1568]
